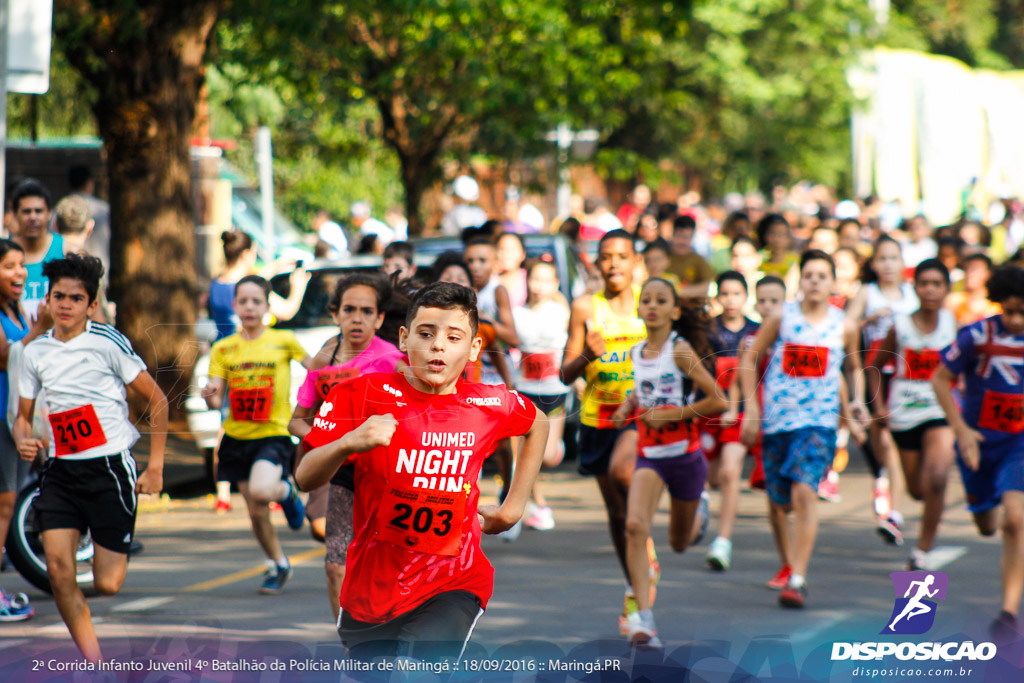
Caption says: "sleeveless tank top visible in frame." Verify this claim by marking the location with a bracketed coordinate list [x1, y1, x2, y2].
[887, 310, 957, 432]
[630, 331, 700, 459]
[581, 285, 647, 428]
[763, 302, 846, 434]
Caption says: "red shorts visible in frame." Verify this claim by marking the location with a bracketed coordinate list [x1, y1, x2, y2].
[696, 414, 761, 461]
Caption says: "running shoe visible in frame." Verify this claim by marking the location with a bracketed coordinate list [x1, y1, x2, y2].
[767, 564, 793, 590]
[625, 609, 664, 649]
[693, 492, 710, 546]
[877, 511, 904, 546]
[908, 547, 931, 572]
[817, 468, 841, 503]
[873, 473, 891, 519]
[0, 590, 33, 622]
[280, 481, 305, 531]
[619, 592, 639, 637]
[706, 536, 732, 571]
[215, 499, 231, 513]
[525, 505, 555, 531]
[269, 502, 282, 512]
[779, 577, 807, 608]
[499, 519, 523, 542]
[990, 610, 1021, 645]
[259, 560, 292, 595]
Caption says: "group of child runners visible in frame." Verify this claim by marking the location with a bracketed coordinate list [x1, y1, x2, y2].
[4, 214, 1024, 663]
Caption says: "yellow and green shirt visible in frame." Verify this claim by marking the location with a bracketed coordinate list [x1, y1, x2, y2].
[581, 285, 647, 428]
[210, 328, 307, 440]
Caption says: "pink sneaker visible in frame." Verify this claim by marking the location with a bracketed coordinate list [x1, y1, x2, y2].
[817, 468, 841, 503]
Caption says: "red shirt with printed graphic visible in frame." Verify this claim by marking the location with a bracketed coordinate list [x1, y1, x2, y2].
[303, 371, 537, 623]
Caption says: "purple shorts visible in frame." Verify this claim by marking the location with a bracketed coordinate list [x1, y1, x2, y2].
[635, 450, 707, 501]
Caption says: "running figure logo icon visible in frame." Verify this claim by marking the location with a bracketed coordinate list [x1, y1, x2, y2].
[882, 571, 949, 635]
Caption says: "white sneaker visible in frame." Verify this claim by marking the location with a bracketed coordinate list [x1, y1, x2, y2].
[524, 505, 555, 531]
[499, 519, 523, 543]
[626, 609, 664, 649]
[706, 536, 732, 571]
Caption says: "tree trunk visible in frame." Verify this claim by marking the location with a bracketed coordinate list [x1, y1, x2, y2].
[400, 153, 432, 237]
[56, 2, 223, 423]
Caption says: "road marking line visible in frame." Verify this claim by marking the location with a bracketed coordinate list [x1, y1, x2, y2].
[183, 546, 325, 593]
[924, 545, 967, 569]
[792, 610, 850, 643]
[111, 596, 174, 612]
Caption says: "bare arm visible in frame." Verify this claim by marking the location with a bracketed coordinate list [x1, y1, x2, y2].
[559, 296, 600, 385]
[295, 414, 398, 491]
[128, 371, 168, 493]
[479, 410, 549, 533]
[866, 327, 896, 423]
[739, 314, 781, 446]
[202, 376, 226, 410]
[289, 404, 317, 441]
[13, 397, 43, 461]
[931, 364, 982, 471]
[491, 285, 520, 347]
[269, 267, 311, 323]
[843, 318, 867, 419]
[676, 281, 711, 299]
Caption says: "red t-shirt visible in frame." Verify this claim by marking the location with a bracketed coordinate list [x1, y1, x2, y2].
[303, 371, 537, 623]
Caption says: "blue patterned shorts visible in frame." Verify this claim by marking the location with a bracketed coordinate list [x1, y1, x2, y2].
[761, 427, 836, 506]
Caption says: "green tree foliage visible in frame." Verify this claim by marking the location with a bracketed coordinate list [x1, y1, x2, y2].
[204, 62, 402, 229]
[53, 0, 224, 422]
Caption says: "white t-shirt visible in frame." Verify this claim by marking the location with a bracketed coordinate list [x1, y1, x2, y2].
[318, 221, 350, 258]
[20, 321, 147, 460]
[360, 217, 396, 246]
[512, 301, 570, 396]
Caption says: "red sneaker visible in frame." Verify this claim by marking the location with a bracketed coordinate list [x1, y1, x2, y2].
[767, 565, 792, 590]
[215, 499, 231, 513]
[779, 580, 807, 608]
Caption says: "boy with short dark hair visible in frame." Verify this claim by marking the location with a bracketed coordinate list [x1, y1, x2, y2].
[666, 216, 713, 299]
[14, 253, 168, 662]
[383, 241, 416, 281]
[931, 265, 1024, 638]
[297, 282, 548, 661]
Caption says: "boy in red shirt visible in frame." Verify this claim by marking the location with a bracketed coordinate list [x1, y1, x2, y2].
[297, 281, 548, 661]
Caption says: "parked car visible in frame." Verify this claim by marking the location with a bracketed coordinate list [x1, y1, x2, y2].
[187, 239, 590, 458]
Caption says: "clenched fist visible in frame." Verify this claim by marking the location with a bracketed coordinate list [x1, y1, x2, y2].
[345, 414, 399, 453]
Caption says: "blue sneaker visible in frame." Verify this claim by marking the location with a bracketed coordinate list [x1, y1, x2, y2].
[280, 480, 305, 531]
[0, 590, 33, 622]
[258, 560, 292, 595]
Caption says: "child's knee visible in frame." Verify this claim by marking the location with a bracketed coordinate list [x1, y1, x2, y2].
[625, 516, 650, 540]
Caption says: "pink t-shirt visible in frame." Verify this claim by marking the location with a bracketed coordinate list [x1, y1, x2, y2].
[296, 336, 406, 408]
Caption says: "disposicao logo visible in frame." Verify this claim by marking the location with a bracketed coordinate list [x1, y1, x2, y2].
[883, 571, 948, 635]
[831, 571, 997, 663]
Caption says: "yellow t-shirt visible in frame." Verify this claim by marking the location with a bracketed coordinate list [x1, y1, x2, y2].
[581, 285, 647, 428]
[210, 328, 307, 440]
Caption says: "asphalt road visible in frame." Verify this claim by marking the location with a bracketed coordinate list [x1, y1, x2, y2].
[2, 455, 1023, 682]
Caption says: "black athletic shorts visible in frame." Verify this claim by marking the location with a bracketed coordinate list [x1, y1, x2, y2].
[890, 419, 949, 451]
[34, 452, 138, 554]
[339, 590, 483, 663]
[217, 434, 293, 484]
[577, 423, 636, 476]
